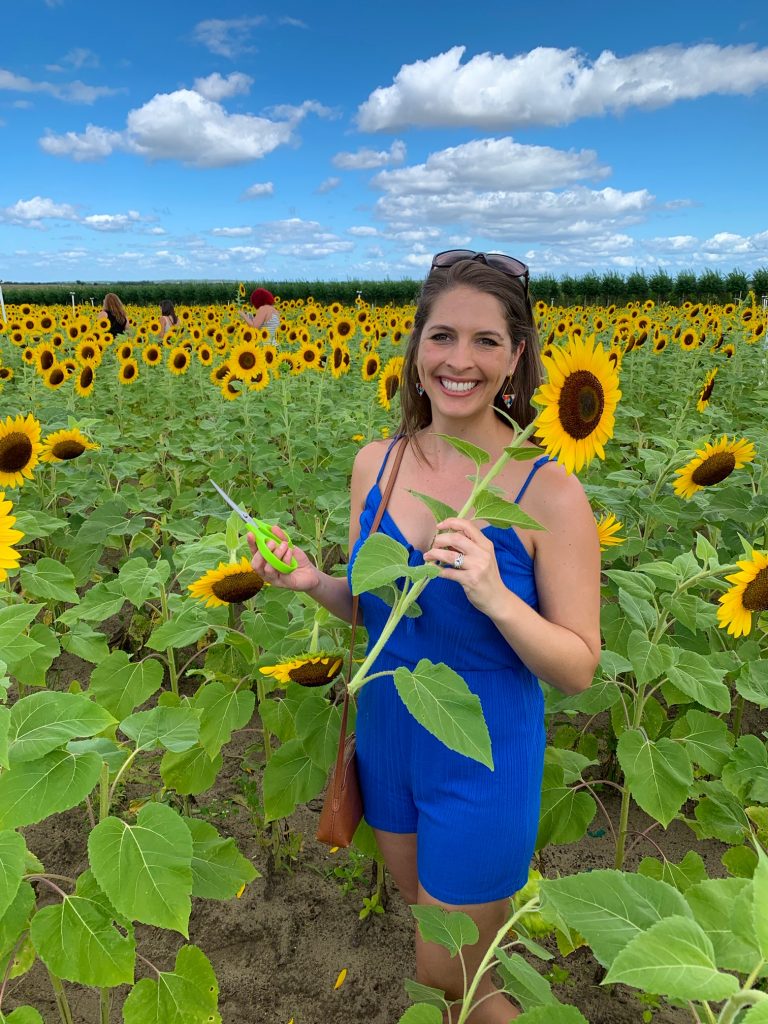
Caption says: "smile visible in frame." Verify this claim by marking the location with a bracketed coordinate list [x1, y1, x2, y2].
[439, 378, 479, 393]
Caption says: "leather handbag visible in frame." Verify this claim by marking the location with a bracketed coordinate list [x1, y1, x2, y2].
[316, 437, 408, 847]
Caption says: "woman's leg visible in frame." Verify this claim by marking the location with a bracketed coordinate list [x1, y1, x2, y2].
[416, 883, 520, 1023]
[372, 828, 418, 905]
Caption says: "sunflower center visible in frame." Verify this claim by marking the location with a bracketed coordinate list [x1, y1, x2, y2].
[0, 432, 33, 472]
[385, 375, 400, 400]
[700, 379, 715, 403]
[691, 451, 736, 486]
[742, 568, 768, 613]
[289, 659, 342, 686]
[80, 366, 94, 387]
[558, 370, 605, 440]
[53, 440, 86, 460]
[173, 354, 186, 369]
[211, 571, 264, 603]
[40, 351, 55, 370]
[49, 368, 65, 386]
[238, 352, 257, 370]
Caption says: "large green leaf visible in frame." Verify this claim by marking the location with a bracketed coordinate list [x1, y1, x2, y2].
[433, 434, 490, 467]
[0, 883, 35, 978]
[411, 906, 478, 957]
[754, 847, 768, 958]
[637, 850, 707, 894]
[146, 602, 212, 651]
[670, 710, 733, 774]
[397, 1005, 443, 1024]
[693, 781, 750, 844]
[685, 877, 760, 973]
[0, 604, 44, 663]
[30, 870, 135, 987]
[604, 915, 739, 1000]
[8, 691, 115, 765]
[262, 738, 326, 821]
[736, 660, 768, 708]
[185, 818, 259, 900]
[60, 622, 110, 664]
[742, 1006, 768, 1023]
[0, 750, 101, 828]
[351, 532, 410, 595]
[409, 491, 459, 526]
[0, 831, 25, 919]
[88, 803, 192, 935]
[0, 708, 7, 770]
[19, 557, 79, 603]
[3, 624, 59, 687]
[603, 569, 656, 601]
[625, 630, 664, 685]
[194, 682, 255, 758]
[472, 491, 543, 531]
[618, 590, 655, 631]
[120, 706, 200, 752]
[89, 651, 165, 721]
[118, 557, 171, 608]
[0, 1009, 44, 1024]
[536, 764, 595, 849]
[540, 870, 690, 968]
[122, 944, 221, 1024]
[58, 580, 125, 625]
[516, 1008, 589, 1024]
[666, 651, 730, 712]
[294, 695, 343, 770]
[393, 659, 493, 769]
[722, 735, 768, 802]
[617, 730, 692, 826]
[160, 746, 222, 796]
[494, 948, 558, 1010]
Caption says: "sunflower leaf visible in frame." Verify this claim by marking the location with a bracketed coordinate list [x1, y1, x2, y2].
[0, 750, 102, 828]
[160, 746, 222, 796]
[409, 491, 459, 526]
[351, 533, 410, 595]
[122, 944, 220, 1024]
[8, 691, 115, 765]
[472, 491, 544, 531]
[19, 558, 79, 604]
[184, 818, 259, 900]
[617, 730, 693, 826]
[432, 434, 490, 467]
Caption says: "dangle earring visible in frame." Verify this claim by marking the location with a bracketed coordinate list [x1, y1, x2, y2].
[501, 376, 515, 409]
[416, 381, 424, 397]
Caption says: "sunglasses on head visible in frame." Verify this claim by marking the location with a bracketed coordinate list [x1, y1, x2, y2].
[430, 249, 529, 298]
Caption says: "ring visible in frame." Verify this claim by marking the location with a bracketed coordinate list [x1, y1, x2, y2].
[453, 552, 465, 570]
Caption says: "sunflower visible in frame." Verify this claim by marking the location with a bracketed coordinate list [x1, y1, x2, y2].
[142, 343, 163, 366]
[722, 343, 736, 359]
[188, 557, 265, 607]
[43, 364, 67, 390]
[362, 353, 381, 382]
[76, 364, 95, 397]
[595, 513, 625, 550]
[259, 653, 344, 688]
[377, 356, 404, 411]
[168, 347, 191, 376]
[75, 339, 101, 366]
[696, 368, 718, 412]
[330, 343, 348, 380]
[717, 550, 768, 637]
[238, 281, 247, 299]
[0, 367, 14, 384]
[118, 359, 140, 385]
[229, 341, 265, 378]
[40, 427, 99, 464]
[679, 328, 699, 351]
[0, 413, 42, 488]
[533, 334, 621, 474]
[196, 344, 214, 366]
[0, 490, 24, 582]
[221, 377, 244, 400]
[652, 335, 668, 355]
[335, 317, 355, 340]
[34, 343, 57, 374]
[673, 436, 755, 499]
[116, 342, 133, 362]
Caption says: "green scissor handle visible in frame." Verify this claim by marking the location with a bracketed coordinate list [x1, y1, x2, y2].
[210, 479, 298, 575]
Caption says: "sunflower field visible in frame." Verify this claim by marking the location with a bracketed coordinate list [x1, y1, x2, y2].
[1, 290, 768, 1024]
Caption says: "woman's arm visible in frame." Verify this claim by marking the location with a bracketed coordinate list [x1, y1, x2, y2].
[239, 310, 256, 327]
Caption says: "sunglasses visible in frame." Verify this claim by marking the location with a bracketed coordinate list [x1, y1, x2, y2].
[430, 249, 529, 298]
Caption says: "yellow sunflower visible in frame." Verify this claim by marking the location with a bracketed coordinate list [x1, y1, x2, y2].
[75, 364, 95, 397]
[40, 428, 99, 464]
[229, 341, 265, 379]
[142, 343, 163, 366]
[118, 359, 140, 385]
[722, 343, 736, 359]
[595, 513, 625, 550]
[0, 367, 14, 384]
[362, 353, 381, 382]
[238, 281, 247, 298]
[196, 344, 214, 366]
[259, 653, 344, 688]
[168, 347, 191, 376]
[696, 368, 718, 412]
[334, 317, 355, 341]
[533, 334, 621, 474]
[34, 343, 57, 374]
[0, 490, 24, 582]
[188, 556, 265, 607]
[717, 550, 768, 637]
[377, 356, 405, 411]
[0, 413, 42, 489]
[75, 339, 102, 367]
[673, 436, 756, 499]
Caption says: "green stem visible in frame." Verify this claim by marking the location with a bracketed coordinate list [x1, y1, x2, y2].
[100, 987, 110, 1024]
[99, 761, 110, 821]
[732, 694, 745, 741]
[718, 989, 768, 1024]
[158, 582, 179, 696]
[256, 675, 272, 765]
[614, 782, 632, 870]
[47, 970, 75, 1024]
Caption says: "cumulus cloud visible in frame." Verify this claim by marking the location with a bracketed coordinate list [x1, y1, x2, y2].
[192, 17, 266, 58]
[193, 71, 253, 101]
[40, 124, 124, 161]
[347, 226, 379, 237]
[316, 177, 341, 194]
[211, 226, 253, 236]
[265, 99, 337, 123]
[0, 195, 78, 227]
[257, 218, 355, 259]
[241, 182, 274, 199]
[373, 138, 608, 194]
[46, 48, 100, 72]
[83, 211, 142, 232]
[333, 139, 406, 170]
[357, 43, 768, 130]
[0, 67, 117, 104]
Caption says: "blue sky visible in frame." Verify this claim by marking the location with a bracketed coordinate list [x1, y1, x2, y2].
[1, 0, 766, 282]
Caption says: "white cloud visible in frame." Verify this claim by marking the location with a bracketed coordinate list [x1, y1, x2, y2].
[211, 226, 253, 237]
[279, 17, 308, 28]
[265, 99, 337, 123]
[333, 139, 406, 170]
[347, 226, 378, 237]
[147, 227, 165, 235]
[373, 138, 608, 194]
[46, 48, 100, 72]
[256, 218, 355, 259]
[0, 67, 117, 104]
[192, 17, 266, 58]
[40, 124, 124, 161]
[242, 182, 274, 199]
[316, 177, 341, 194]
[0, 195, 78, 228]
[193, 72, 253, 101]
[357, 43, 768, 130]
[82, 211, 142, 232]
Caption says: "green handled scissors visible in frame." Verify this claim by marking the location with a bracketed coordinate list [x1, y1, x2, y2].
[210, 479, 298, 574]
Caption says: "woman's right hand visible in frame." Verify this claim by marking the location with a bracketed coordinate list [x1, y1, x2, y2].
[247, 526, 321, 592]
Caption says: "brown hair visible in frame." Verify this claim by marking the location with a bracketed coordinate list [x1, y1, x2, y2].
[102, 292, 128, 327]
[160, 300, 178, 324]
[397, 260, 543, 445]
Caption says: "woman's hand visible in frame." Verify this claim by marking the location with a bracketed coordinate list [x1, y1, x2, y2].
[247, 525, 321, 593]
[423, 517, 507, 615]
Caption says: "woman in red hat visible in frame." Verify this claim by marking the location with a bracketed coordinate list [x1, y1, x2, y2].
[239, 288, 280, 336]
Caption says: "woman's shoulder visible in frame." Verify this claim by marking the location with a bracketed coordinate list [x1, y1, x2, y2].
[352, 438, 393, 478]
[523, 455, 592, 527]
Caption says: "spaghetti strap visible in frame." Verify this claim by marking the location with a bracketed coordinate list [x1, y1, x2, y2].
[374, 436, 403, 486]
[513, 454, 550, 504]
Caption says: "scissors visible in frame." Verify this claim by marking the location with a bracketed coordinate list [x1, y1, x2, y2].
[210, 479, 297, 574]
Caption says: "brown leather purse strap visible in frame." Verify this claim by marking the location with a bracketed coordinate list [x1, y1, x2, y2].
[332, 437, 408, 794]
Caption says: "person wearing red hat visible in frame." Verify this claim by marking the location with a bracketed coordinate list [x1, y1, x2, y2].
[240, 288, 280, 335]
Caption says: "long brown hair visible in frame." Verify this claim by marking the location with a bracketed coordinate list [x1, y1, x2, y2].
[398, 260, 543, 449]
[102, 292, 128, 327]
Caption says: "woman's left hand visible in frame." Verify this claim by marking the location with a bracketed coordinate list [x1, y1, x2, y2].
[423, 517, 506, 614]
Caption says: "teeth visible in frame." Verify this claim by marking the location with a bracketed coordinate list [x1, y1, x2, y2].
[441, 379, 478, 393]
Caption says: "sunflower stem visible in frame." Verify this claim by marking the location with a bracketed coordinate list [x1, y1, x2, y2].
[731, 693, 745, 741]
[158, 581, 179, 697]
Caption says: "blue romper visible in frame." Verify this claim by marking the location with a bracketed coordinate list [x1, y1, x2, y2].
[348, 440, 549, 905]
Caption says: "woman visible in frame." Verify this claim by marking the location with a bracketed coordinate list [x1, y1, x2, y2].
[99, 292, 129, 339]
[249, 253, 600, 1022]
[159, 299, 178, 339]
[239, 287, 280, 336]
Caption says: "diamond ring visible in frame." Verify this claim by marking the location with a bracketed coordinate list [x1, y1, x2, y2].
[453, 552, 465, 570]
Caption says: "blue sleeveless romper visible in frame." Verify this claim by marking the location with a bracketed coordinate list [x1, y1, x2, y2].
[347, 440, 549, 905]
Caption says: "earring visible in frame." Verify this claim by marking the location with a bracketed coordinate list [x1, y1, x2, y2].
[416, 382, 424, 396]
[501, 375, 514, 409]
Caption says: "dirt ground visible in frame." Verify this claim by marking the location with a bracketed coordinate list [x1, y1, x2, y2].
[8, 716, 726, 1024]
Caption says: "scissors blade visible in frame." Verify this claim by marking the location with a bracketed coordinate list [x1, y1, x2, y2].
[210, 479, 259, 529]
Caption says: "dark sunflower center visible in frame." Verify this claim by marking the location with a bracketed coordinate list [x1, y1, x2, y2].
[691, 451, 736, 486]
[337, 322, 351, 337]
[303, 349, 316, 362]
[82, 346, 95, 360]
[211, 571, 263, 603]
[0, 432, 33, 472]
[288, 658, 342, 686]
[124, 365, 136, 379]
[238, 352, 257, 370]
[366, 359, 378, 376]
[558, 371, 605, 440]
[333, 347, 343, 369]
[742, 568, 768, 612]
[700, 378, 715, 403]
[40, 351, 55, 370]
[385, 374, 400, 400]
[49, 368, 65, 386]
[173, 354, 186, 369]
[80, 366, 93, 387]
[53, 440, 86, 460]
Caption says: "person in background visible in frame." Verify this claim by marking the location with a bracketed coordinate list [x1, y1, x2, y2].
[99, 293, 129, 339]
[159, 299, 178, 339]
[239, 288, 280, 336]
